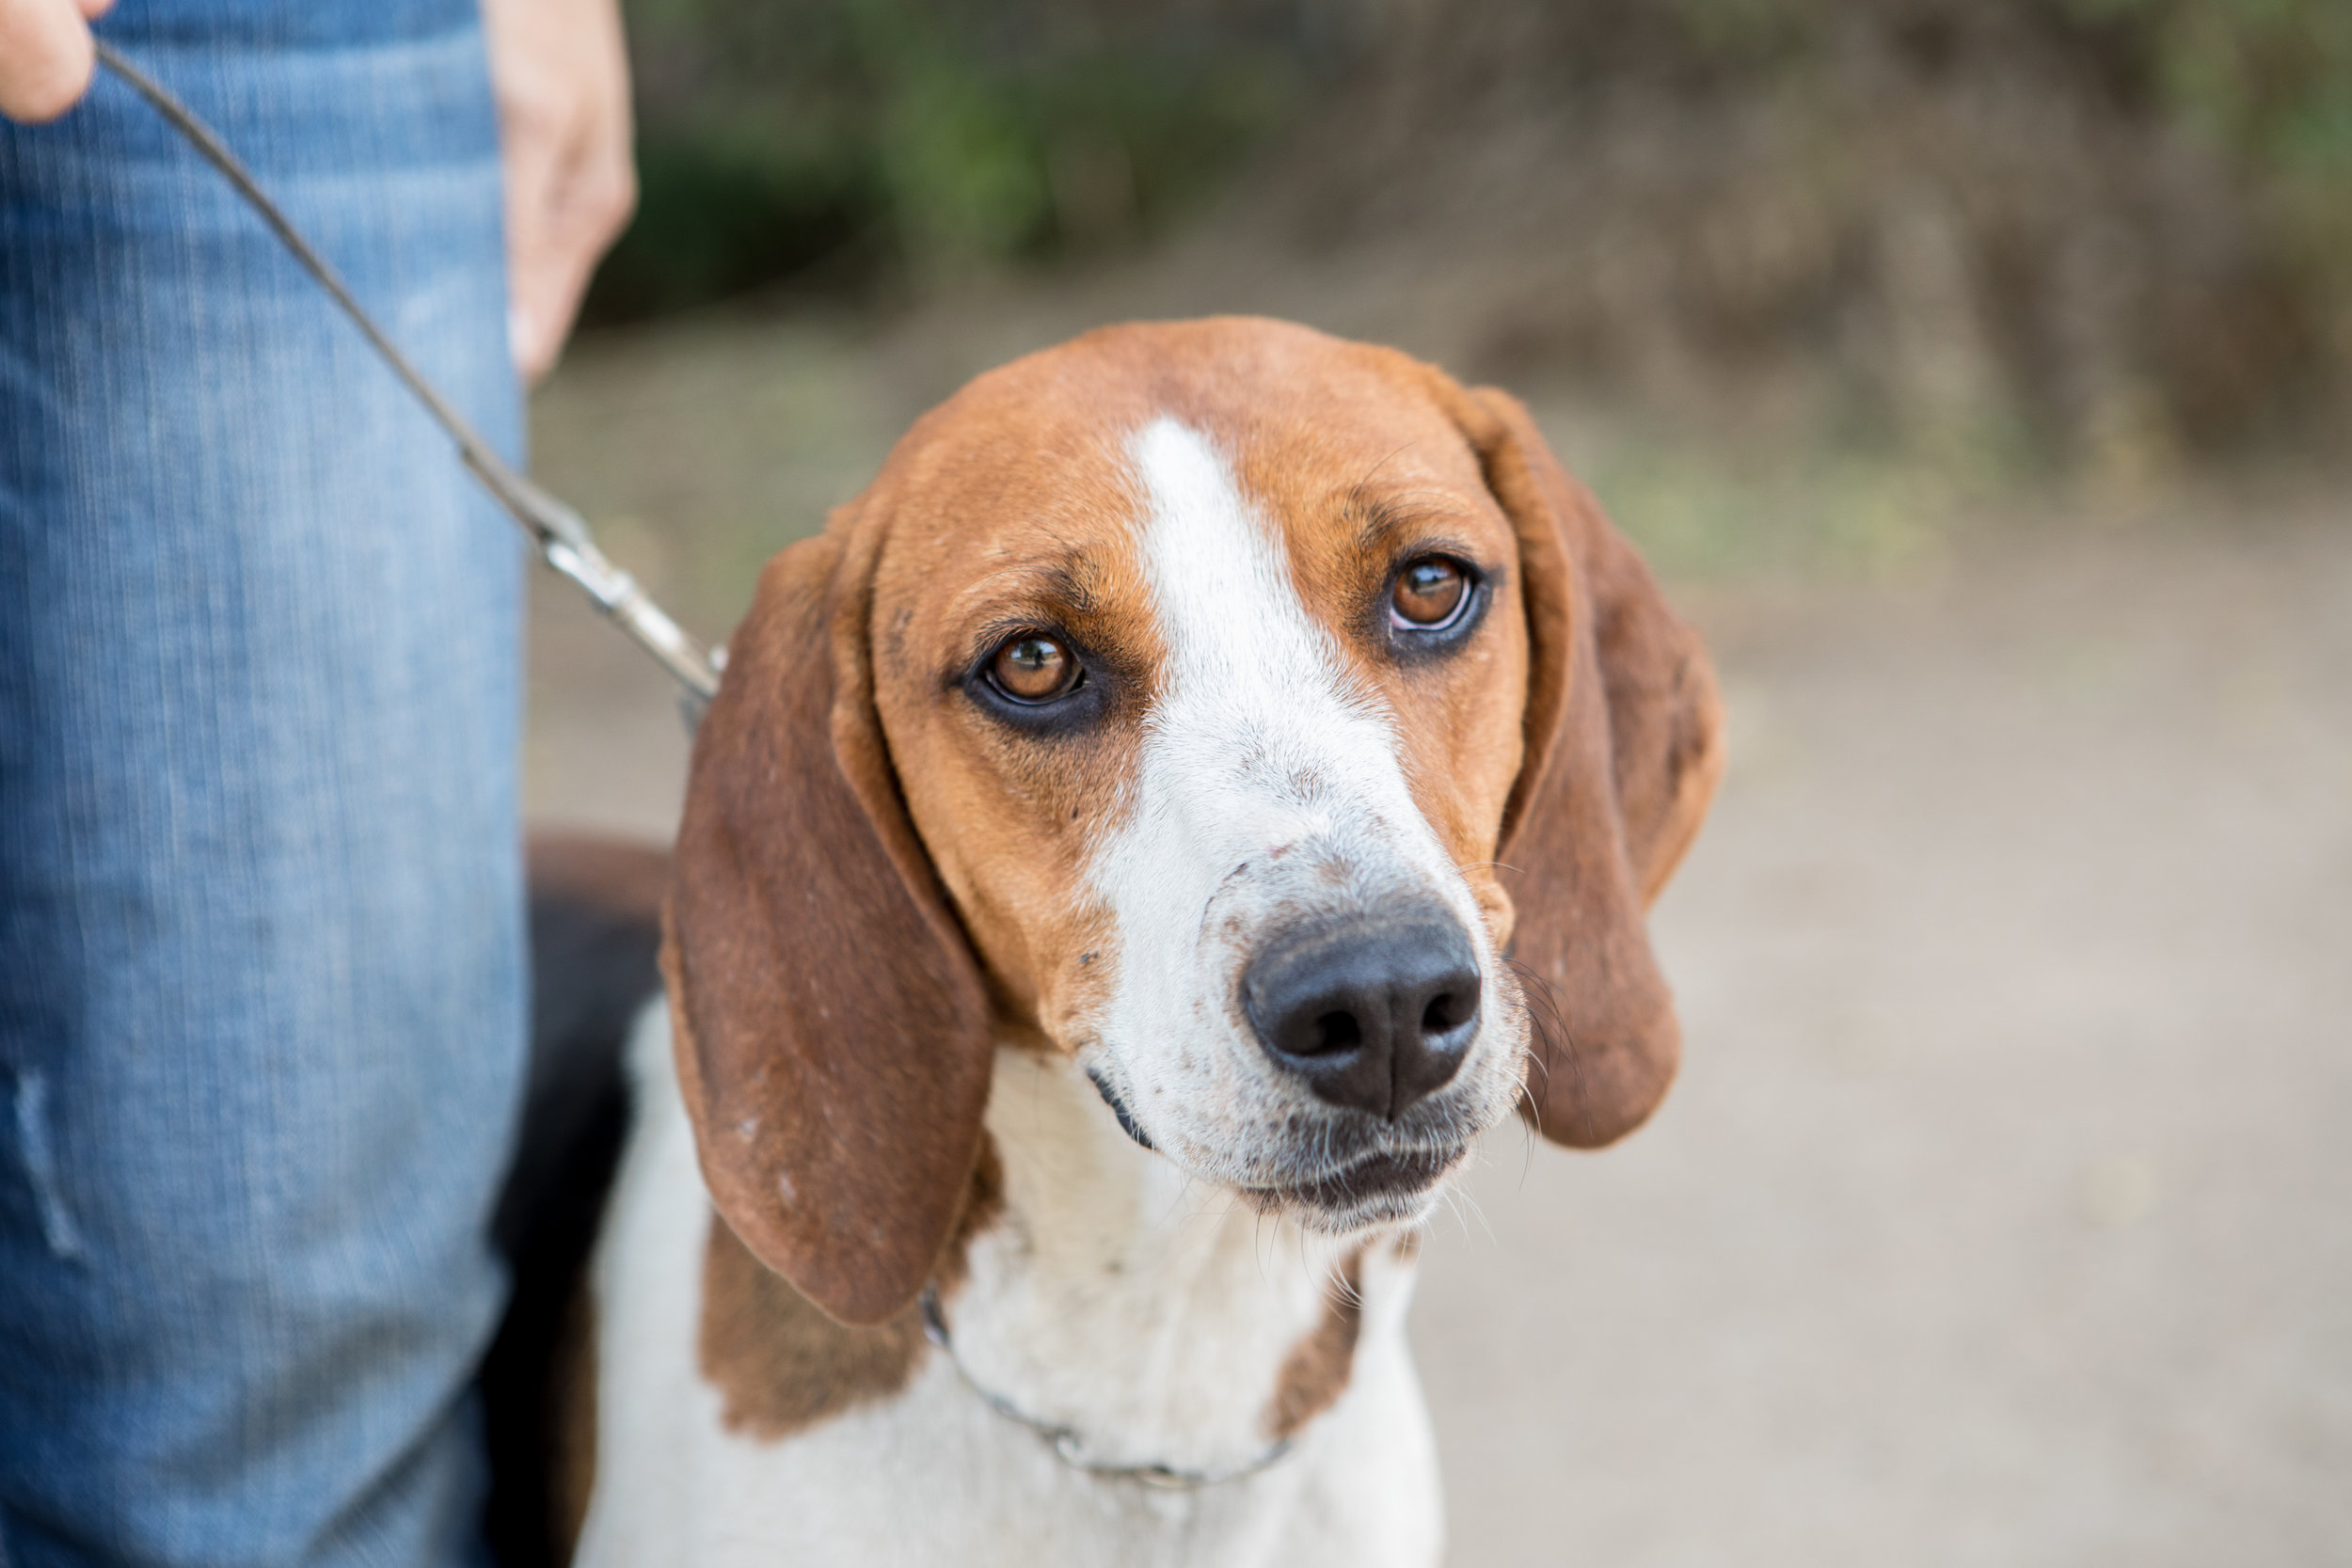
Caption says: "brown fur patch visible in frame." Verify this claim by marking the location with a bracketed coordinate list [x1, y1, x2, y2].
[699, 1212, 930, 1441]
[696, 1133, 1007, 1441]
[1263, 1250, 1366, 1441]
[549, 1286, 597, 1562]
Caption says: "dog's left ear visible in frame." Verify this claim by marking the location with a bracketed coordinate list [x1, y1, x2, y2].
[1430, 376, 1726, 1148]
[663, 505, 993, 1326]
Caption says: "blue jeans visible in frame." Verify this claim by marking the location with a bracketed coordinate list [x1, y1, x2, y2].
[0, 2, 524, 1562]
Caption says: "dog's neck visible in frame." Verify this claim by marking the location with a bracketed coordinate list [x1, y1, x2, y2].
[938, 1046, 1415, 1477]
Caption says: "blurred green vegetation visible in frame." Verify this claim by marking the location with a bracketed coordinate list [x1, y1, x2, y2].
[1603, 0, 2352, 201]
[596, 0, 2352, 315]
[2081, 0, 2352, 276]
[582, 0, 2352, 483]
[587, 0, 1332, 322]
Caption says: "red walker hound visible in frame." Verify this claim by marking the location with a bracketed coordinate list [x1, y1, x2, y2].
[530, 316, 1724, 1565]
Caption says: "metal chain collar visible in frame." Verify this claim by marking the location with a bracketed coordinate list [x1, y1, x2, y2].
[917, 1287, 1299, 1491]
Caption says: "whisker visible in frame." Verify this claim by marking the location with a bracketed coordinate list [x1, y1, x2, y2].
[1454, 1183, 1496, 1245]
[1505, 956, 1584, 1144]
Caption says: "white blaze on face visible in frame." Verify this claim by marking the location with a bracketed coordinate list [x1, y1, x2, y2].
[1085, 418, 1498, 1177]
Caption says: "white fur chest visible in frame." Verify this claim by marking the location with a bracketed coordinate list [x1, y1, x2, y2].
[572, 1009, 1444, 1567]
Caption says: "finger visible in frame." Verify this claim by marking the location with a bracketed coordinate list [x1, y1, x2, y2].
[513, 245, 591, 384]
[511, 197, 624, 382]
[76, 0, 115, 18]
[0, 0, 97, 123]
[504, 132, 589, 382]
[503, 140, 564, 382]
[510, 145, 635, 382]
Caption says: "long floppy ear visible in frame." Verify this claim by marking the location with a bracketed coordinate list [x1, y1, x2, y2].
[1437, 380, 1726, 1148]
[663, 509, 993, 1325]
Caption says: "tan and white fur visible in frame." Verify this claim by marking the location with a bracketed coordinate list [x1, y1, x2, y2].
[566, 318, 1724, 1566]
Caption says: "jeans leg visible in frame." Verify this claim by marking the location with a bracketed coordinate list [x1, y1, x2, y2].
[0, 6, 525, 1563]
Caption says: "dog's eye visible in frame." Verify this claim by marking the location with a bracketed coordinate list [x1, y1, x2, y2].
[1391, 558, 1468, 628]
[989, 634, 1080, 703]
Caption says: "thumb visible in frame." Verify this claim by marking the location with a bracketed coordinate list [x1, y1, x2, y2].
[0, 0, 98, 124]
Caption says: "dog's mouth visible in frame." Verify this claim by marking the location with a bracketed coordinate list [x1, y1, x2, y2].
[1084, 1052, 1488, 1228]
[1242, 1142, 1465, 1227]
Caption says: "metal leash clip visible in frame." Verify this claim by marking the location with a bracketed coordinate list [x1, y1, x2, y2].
[94, 40, 724, 718]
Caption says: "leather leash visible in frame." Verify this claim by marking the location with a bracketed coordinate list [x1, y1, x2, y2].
[93, 41, 724, 713]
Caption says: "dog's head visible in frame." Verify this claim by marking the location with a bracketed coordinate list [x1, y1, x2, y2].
[664, 319, 1724, 1324]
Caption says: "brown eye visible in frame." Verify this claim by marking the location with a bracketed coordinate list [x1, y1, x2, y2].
[1391, 558, 1468, 627]
[990, 634, 1078, 702]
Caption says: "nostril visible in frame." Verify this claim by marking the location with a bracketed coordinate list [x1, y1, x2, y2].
[1243, 911, 1483, 1117]
[1311, 1011, 1361, 1053]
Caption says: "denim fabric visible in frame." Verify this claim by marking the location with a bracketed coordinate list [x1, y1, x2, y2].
[0, 1, 524, 1562]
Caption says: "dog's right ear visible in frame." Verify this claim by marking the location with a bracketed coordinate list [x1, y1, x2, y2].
[664, 511, 993, 1327]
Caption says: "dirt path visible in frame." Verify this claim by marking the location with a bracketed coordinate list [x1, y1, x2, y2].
[525, 341, 2351, 1561]
[1413, 508, 2352, 1566]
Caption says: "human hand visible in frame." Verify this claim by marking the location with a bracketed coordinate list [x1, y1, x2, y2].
[0, 0, 114, 122]
[482, 0, 636, 384]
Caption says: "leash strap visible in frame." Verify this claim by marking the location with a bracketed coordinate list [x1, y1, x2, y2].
[93, 41, 724, 710]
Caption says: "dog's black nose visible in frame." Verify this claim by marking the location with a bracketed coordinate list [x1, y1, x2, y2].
[1242, 911, 1481, 1119]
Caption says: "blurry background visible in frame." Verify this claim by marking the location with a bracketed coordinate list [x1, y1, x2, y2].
[522, 2, 2351, 1561]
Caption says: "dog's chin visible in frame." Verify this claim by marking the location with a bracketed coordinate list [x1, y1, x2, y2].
[1239, 1144, 1466, 1232]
